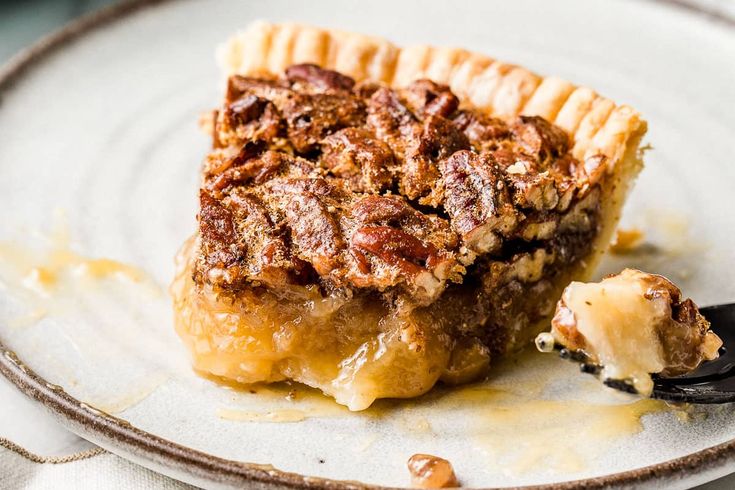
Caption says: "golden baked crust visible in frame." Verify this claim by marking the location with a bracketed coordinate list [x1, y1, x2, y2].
[171, 22, 648, 410]
[218, 21, 645, 165]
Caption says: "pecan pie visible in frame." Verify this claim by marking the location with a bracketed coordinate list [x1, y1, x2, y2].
[171, 22, 648, 410]
[538, 269, 722, 395]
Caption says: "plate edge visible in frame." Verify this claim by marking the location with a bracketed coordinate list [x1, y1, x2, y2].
[0, 0, 733, 488]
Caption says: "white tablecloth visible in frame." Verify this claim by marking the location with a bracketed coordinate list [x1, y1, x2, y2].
[0, 376, 194, 489]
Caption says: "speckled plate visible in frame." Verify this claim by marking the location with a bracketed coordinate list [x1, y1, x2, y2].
[1, 0, 735, 488]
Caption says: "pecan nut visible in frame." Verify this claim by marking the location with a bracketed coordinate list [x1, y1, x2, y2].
[511, 115, 570, 161]
[453, 111, 510, 149]
[283, 92, 367, 153]
[440, 150, 519, 253]
[320, 128, 396, 193]
[350, 226, 446, 297]
[285, 63, 356, 91]
[401, 115, 470, 202]
[271, 178, 345, 276]
[198, 190, 241, 270]
[226, 94, 268, 126]
[367, 87, 420, 154]
[207, 143, 277, 191]
[350, 195, 413, 224]
[401, 79, 459, 118]
[352, 225, 437, 272]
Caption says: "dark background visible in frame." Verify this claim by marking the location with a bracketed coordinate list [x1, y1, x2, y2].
[0, 0, 117, 62]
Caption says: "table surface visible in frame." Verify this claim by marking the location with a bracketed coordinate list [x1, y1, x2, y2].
[0, 1, 733, 489]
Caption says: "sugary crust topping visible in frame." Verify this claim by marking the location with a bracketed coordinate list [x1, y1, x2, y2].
[197, 63, 606, 303]
[218, 22, 646, 167]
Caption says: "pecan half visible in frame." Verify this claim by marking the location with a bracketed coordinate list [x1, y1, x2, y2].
[227, 191, 293, 287]
[367, 87, 420, 156]
[350, 195, 414, 224]
[226, 94, 268, 126]
[198, 190, 241, 269]
[285, 63, 356, 92]
[220, 95, 283, 145]
[401, 79, 459, 118]
[352, 225, 437, 274]
[282, 92, 367, 153]
[402, 115, 470, 202]
[207, 143, 276, 191]
[226, 76, 291, 105]
[271, 178, 345, 275]
[511, 115, 570, 161]
[347, 195, 462, 296]
[351, 225, 445, 297]
[453, 111, 510, 151]
[506, 170, 560, 212]
[320, 128, 396, 193]
[440, 150, 518, 253]
[350, 195, 459, 255]
[416, 115, 471, 161]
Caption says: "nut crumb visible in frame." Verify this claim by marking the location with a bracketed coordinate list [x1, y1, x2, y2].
[610, 228, 644, 255]
[407, 453, 458, 488]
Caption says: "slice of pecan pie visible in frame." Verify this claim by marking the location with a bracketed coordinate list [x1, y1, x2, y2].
[171, 22, 647, 410]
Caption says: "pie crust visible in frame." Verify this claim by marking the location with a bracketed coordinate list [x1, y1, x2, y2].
[218, 21, 644, 167]
[171, 22, 648, 410]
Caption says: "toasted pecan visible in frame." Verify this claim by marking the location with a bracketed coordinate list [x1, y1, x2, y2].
[196, 64, 599, 302]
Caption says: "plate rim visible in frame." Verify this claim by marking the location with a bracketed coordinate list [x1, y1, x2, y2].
[1, 0, 734, 488]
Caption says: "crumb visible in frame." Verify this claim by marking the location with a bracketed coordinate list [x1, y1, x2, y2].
[610, 228, 644, 255]
[407, 453, 459, 488]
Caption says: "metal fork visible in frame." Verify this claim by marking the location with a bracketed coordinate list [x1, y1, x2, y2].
[556, 303, 735, 404]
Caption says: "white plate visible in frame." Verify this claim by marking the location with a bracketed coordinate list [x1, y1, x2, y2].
[1, 0, 734, 488]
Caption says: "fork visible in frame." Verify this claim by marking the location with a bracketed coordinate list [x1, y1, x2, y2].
[554, 303, 735, 404]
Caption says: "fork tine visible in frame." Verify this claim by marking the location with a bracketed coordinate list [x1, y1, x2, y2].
[579, 363, 602, 375]
[603, 378, 637, 395]
[651, 383, 735, 404]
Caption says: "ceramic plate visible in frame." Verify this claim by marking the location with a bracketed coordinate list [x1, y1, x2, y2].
[1, 0, 735, 488]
